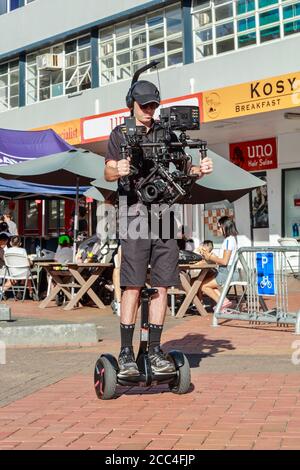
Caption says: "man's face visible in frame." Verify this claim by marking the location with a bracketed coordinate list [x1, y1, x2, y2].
[133, 101, 158, 126]
[0, 240, 7, 248]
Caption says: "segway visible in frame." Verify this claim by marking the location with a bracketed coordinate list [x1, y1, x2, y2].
[94, 287, 191, 400]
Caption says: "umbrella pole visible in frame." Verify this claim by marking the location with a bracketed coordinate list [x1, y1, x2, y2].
[73, 177, 79, 262]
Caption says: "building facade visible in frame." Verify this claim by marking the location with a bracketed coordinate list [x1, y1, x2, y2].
[0, 0, 299, 246]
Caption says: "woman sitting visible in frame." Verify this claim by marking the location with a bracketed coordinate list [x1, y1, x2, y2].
[200, 216, 239, 312]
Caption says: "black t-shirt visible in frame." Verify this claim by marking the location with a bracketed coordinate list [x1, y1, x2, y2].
[105, 120, 181, 207]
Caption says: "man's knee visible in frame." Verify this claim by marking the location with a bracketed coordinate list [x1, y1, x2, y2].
[123, 287, 141, 299]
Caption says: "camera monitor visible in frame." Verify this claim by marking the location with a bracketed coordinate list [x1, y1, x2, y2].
[160, 106, 200, 131]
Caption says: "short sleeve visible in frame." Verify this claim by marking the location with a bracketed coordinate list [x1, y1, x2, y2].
[224, 236, 236, 252]
[105, 127, 123, 163]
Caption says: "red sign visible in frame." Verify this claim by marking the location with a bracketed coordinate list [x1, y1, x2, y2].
[229, 137, 277, 172]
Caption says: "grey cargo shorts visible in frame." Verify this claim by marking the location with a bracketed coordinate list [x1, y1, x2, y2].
[120, 236, 179, 288]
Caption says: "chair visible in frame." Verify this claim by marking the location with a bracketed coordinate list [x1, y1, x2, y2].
[3, 252, 39, 301]
[278, 238, 300, 279]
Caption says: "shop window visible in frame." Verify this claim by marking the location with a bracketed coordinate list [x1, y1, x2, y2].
[47, 200, 65, 234]
[24, 200, 39, 232]
[283, 168, 300, 238]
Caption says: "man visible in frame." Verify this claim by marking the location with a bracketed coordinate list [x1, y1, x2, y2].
[104, 80, 213, 377]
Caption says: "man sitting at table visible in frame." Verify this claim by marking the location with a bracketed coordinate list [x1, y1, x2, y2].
[54, 235, 73, 265]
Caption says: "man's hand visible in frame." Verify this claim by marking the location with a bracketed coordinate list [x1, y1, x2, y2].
[190, 156, 213, 179]
[117, 157, 131, 177]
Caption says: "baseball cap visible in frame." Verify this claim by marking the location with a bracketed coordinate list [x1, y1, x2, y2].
[132, 80, 160, 106]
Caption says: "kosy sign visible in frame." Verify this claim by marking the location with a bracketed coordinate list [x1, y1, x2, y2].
[256, 252, 276, 296]
[230, 137, 277, 172]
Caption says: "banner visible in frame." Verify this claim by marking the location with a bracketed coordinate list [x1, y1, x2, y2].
[34, 119, 82, 145]
[81, 93, 203, 144]
[203, 71, 300, 121]
[229, 137, 277, 172]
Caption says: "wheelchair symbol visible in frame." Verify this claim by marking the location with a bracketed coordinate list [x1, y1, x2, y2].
[260, 275, 272, 289]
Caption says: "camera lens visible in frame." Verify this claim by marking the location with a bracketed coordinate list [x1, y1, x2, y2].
[141, 183, 159, 203]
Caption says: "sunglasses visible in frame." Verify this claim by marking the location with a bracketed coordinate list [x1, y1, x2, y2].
[139, 102, 158, 110]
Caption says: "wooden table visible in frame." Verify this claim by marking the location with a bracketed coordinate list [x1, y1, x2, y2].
[35, 262, 113, 310]
[175, 262, 217, 318]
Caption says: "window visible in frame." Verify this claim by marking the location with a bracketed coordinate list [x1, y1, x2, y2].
[47, 200, 65, 234]
[193, 0, 300, 62]
[0, 0, 35, 15]
[0, 60, 19, 112]
[99, 4, 182, 85]
[26, 35, 91, 105]
[24, 200, 39, 232]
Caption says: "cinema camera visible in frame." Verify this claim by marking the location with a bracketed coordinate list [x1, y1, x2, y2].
[120, 105, 208, 206]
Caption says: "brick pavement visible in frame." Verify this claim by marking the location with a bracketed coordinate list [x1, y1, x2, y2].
[1, 301, 300, 450]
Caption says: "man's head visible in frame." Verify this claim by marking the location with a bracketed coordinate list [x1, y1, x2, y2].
[126, 80, 160, 125]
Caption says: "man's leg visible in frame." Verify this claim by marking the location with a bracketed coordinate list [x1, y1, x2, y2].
[147, 239, 179, 374]
[118, 235, 150, 377]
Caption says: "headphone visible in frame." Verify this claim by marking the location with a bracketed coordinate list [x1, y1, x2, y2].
[125, 61, 161, 110]
[126, 81, 140, 109]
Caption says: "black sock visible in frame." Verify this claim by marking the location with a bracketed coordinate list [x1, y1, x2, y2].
[120, 323, 135, 350]
[149, 324, 163, 354]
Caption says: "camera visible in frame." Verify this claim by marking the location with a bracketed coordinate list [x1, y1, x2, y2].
[120, 105, 207, 206]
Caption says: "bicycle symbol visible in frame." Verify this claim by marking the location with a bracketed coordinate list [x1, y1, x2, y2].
[260, 275, 272, 289]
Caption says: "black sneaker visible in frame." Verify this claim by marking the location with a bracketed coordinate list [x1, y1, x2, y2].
[149, 346, 176, 374]
[118, 347, 139, 377]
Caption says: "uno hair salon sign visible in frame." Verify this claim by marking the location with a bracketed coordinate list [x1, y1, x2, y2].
[229, 137, 277, 172]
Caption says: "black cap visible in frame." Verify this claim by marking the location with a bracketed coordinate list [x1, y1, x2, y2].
[131, 80, 160, 106]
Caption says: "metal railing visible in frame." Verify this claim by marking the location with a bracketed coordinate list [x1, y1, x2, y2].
[212, 246, 300, 334]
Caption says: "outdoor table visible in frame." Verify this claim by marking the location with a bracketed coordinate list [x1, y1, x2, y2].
[175, 262, 217, 318]
[36, 262, 113, 310]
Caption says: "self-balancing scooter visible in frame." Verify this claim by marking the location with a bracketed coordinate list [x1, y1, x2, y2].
[94, 287, 191, 400]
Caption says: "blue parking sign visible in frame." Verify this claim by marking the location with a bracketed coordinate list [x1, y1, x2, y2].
[256, 252, 276, 296]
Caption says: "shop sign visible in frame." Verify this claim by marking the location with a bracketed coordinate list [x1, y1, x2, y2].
[34, 119, 81, 145]
[229, 137, 277, 172]
[203, 72, 300, 122]
[81, 93, 202, 144]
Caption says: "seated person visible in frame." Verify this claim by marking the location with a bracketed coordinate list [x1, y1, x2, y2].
[54, 235, 73, 264]
[189, 240, 214, 280]
[0, 220, 11, 237]
[0, 233, 9, 278]
[4, 236, 34, 298]
[200, 217, 239, 312]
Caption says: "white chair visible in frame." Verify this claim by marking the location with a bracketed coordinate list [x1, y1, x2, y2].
[3, 252, 39, 301]
[278, 238, 300, 279]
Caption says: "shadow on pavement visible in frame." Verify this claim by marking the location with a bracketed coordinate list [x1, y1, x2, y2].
[162, 333, 235, 369]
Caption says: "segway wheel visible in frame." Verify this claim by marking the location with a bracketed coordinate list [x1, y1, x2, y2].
[168, 352, 191, 395]
[94, 356, 117, 400]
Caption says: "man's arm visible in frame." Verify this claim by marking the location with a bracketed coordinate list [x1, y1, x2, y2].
[104, 159, 131, 182]
[104, 128, 131, 182]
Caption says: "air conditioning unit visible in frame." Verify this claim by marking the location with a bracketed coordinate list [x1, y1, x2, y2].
[37, 53, 63, 71]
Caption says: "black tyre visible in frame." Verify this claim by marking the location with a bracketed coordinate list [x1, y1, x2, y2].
[168, 352, 191, 395]
[94, 356, 117, 400]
